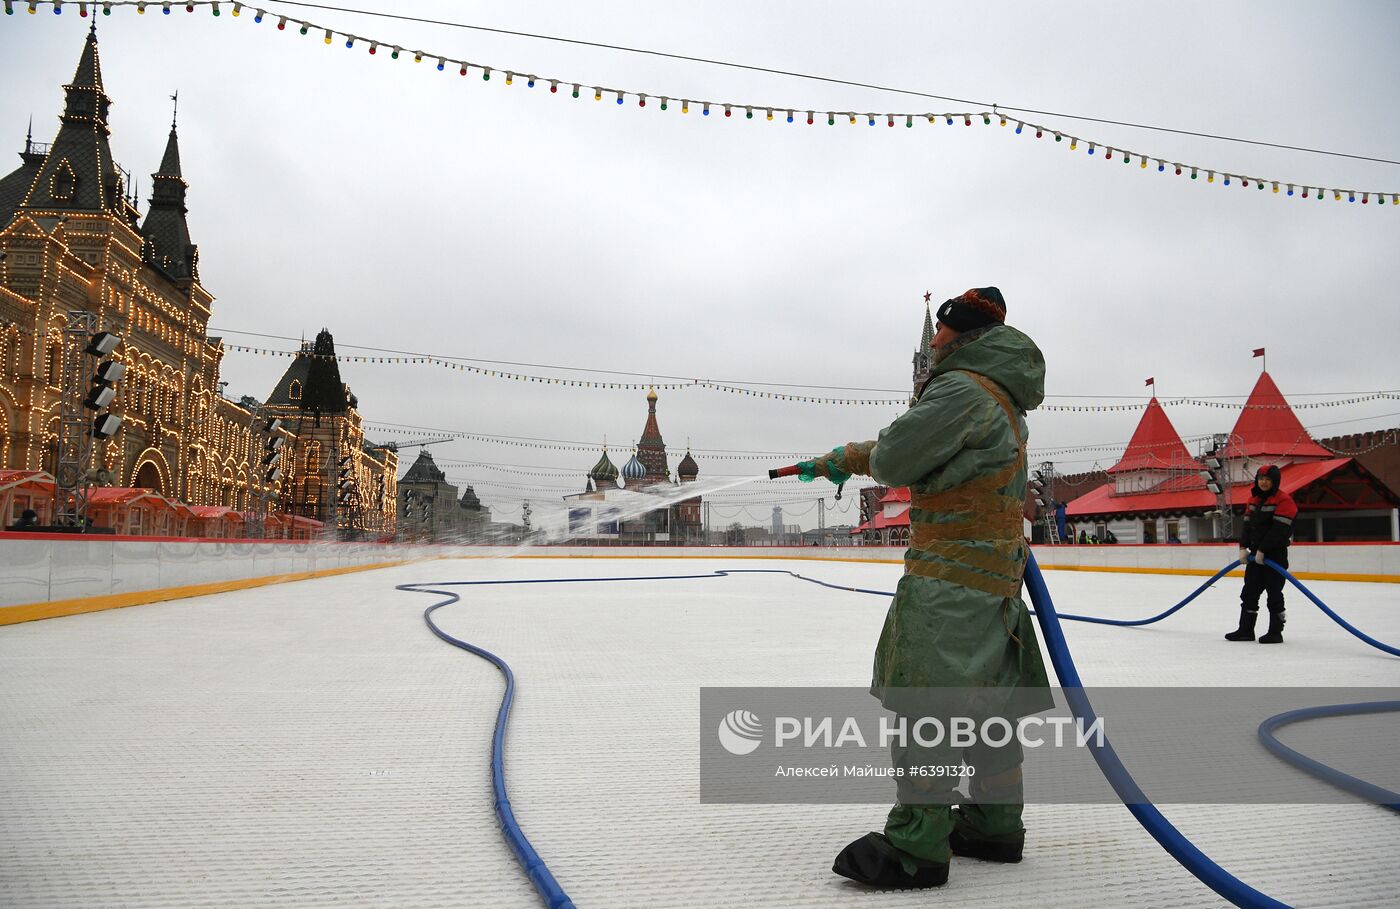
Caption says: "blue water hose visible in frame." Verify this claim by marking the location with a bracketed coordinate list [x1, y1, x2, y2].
[1256, 701, 1400, 814]
[402, 560, 1397, 909]
[1262, 558, 1400, 657]
[1022, 553, 1291, 909]
[398, 580, 590, 909]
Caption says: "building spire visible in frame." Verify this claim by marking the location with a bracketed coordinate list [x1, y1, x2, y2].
[170, 90, 179, 129]
[17, 27, 121, 214]
[140, 106, 197, 282]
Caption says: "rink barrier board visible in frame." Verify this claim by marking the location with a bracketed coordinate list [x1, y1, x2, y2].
[0, 559, 417, 626]
[0, 540, 1395, 625]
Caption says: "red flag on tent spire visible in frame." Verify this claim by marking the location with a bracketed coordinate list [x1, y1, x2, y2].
[1252, 348, 1265, 357]
[1145, 377, 1155, 387]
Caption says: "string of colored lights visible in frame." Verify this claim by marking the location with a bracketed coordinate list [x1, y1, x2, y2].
[220, 343, 903, 405]
[222, 342, 1400, 412]
[162, 0, 1400, 169]
[211, 326, 1399, 403]
[13, 0, 1399, 206]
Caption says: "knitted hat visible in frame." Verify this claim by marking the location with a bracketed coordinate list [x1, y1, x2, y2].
[936, 287, 1007, 333]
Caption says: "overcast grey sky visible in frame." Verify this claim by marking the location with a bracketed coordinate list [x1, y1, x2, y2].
[4, 1, 1398, 527]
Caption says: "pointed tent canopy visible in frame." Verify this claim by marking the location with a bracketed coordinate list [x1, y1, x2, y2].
[1227, 372, 1332, 459]
[1108, 397, 1196, 473]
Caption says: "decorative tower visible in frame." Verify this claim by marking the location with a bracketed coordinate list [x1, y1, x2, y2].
[18, 26, 138, 226]
[589, 446, 620, 491]
[911, 300, 935, 392]
[621, 447, 648, 490]
[636, 387, 670, 482]
[677, 449, 699, 484]
[139, 103, 198, 283]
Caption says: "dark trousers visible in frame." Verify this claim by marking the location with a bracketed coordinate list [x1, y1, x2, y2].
[1240, 560, 1286, 614]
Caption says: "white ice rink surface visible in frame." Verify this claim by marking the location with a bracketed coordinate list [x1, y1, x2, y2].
[2, 557, 1398, 908]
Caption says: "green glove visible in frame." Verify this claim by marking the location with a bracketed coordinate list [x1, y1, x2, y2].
[797, 447, 852, 486]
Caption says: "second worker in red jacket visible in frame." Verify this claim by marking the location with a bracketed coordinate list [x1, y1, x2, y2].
[1226, 464, 1297, 644]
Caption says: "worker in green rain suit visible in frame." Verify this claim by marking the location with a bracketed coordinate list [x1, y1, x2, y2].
[802, 287, 1054, 889]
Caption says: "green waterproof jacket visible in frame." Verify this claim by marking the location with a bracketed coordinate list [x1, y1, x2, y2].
[826, 324, 1053, 714]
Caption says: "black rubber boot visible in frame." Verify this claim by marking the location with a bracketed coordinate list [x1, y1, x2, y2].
[1259, 611, 1285, 644]
[833, 832, 949, 889]
[949, 809, 1024, 863]
[1225, 608, 1258, 642]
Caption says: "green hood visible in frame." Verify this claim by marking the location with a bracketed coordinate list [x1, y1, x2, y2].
[929, 324, 1045, 412]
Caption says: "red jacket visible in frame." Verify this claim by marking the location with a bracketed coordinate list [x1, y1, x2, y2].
[1241, 487, 1297, 555]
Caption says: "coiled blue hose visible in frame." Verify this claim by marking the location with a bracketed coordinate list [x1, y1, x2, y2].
[1256, 701, 1400, 814]
[400, 559, 1396, 909]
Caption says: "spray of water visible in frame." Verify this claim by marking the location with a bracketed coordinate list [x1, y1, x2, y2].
[501, 473, 766, 557]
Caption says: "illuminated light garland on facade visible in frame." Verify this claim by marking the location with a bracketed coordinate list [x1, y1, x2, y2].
[9, 0, 1397, 208]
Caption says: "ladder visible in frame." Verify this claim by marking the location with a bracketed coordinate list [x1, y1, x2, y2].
[1043, 513, 1061, 545]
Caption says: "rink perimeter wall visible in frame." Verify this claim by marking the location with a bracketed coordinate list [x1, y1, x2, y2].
[0, 537, 1396, 625]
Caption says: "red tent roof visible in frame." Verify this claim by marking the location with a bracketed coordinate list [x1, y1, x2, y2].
[1108, 397, 1197, 473]
[0, 469, 52, 493]
[879, 487, 911, 504]
[1066, 458, 1351, 517]
[1227, 372, 1332, 459]
[87, 487, 160, 506]
[851, 508, 912, 533]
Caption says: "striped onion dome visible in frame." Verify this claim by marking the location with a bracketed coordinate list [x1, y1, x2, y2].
[589, 448, 619, 481]
[621, 451, 647, 480]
